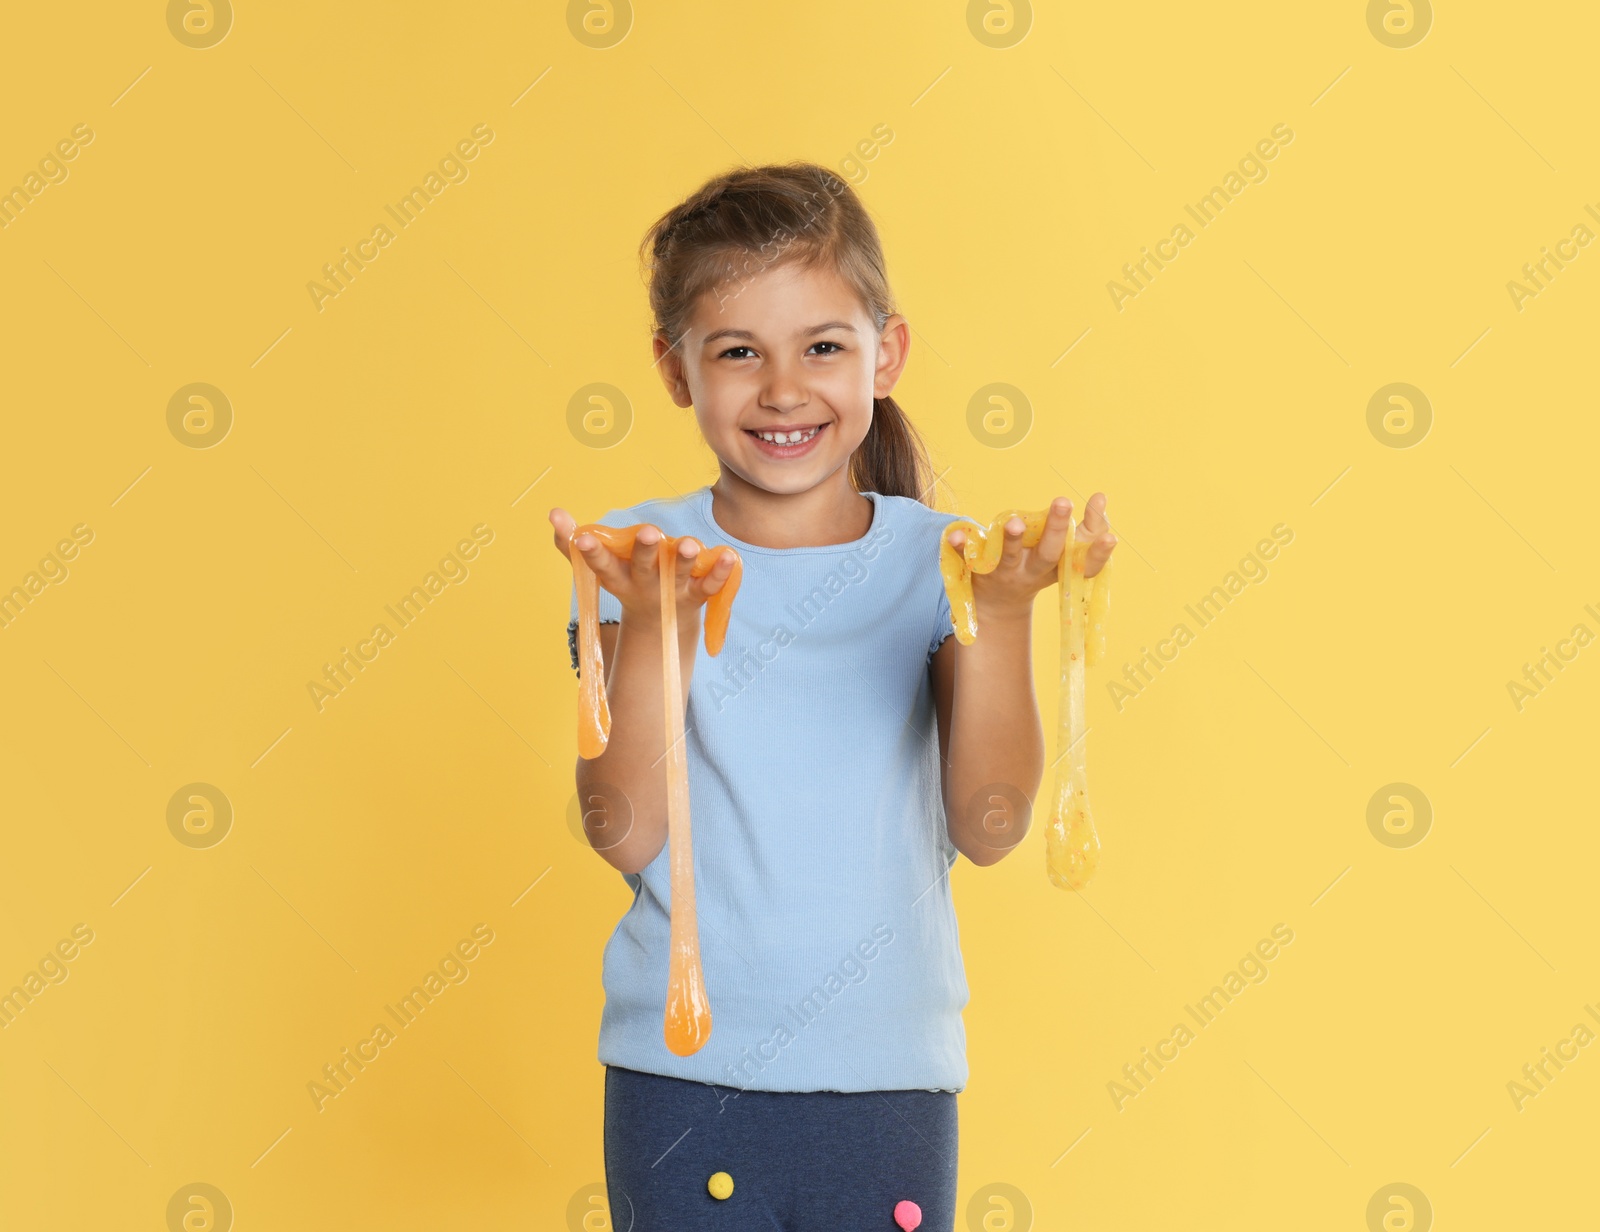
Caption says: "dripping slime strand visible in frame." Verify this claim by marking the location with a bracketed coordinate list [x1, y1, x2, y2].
[938, 507, 1112, 890]
[569, 522, 743, 1055]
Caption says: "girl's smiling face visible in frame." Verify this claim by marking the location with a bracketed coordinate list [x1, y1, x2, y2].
[653, 258, 909, 496]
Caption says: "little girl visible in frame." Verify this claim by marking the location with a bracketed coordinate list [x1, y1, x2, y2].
[551, 162, 1115, 1231]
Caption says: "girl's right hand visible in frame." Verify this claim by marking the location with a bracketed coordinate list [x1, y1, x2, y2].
[549, 506, 737, 627]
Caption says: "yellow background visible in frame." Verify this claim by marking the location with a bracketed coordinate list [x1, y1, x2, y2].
[2, 1, 1595, 1228]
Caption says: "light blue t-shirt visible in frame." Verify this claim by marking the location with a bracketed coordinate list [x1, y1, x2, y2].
[566, 483, 968, 1093]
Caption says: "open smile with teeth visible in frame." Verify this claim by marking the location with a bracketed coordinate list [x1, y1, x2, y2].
[748, 425, 823, 445]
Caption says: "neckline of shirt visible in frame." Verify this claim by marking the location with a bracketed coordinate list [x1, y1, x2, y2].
[696, 485, 884, 556]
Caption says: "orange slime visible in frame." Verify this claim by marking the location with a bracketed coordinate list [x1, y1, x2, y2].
[569, 522, 743, 1057]
[939, 509, 1112, 890]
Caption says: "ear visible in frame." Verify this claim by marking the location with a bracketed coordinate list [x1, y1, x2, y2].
[873, 314, 911, 399]
[652, 332, 695, 407]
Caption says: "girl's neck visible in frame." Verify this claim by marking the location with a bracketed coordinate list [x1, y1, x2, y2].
[709, 470, 873, 550]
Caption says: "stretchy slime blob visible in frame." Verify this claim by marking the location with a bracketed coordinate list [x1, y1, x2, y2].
[569, 521, 743, 1056]
[939, 508, 1113, 890]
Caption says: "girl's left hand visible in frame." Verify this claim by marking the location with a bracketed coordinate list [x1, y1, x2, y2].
[946, 494, 1118, 620]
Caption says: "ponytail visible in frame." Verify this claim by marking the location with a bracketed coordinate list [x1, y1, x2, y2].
[851, 395, 939, 504]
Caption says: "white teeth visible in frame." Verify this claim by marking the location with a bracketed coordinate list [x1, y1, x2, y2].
[756, 427, 819, 444]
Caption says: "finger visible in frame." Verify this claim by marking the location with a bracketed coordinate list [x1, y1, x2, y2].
[997, 514, 1030, 568]
[568, 527, 619, 582]
[672, 536, 702, 594]
[945, 520, 989, 556]
[1084, 532, 1117, 579]
[1078, 492, 1109, 538]
[550, 507, 576, 555]
[1030, 497, 1074, 572]
[690, 549, 737, 600]
[630, 524, 661, 578]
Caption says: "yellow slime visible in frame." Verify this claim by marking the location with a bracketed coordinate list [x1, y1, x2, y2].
[569, 522, 743, 1056]
[939, 508, 1112, 890]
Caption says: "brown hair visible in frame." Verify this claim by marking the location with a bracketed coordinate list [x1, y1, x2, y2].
[639, 161, 941, 506]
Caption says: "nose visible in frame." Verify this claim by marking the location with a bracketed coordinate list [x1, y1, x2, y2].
[759, 356, 809, 414]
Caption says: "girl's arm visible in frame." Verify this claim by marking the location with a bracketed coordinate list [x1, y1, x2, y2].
[574, 609, 700, 875]
[554, 513, 735, 877]
[930, 610, 1042, 866]
[931, 495, 1117, 867]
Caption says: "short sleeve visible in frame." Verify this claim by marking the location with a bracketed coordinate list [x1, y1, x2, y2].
[566, 514, 627, 677]
[928, 559, 954, 664]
